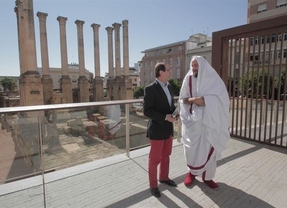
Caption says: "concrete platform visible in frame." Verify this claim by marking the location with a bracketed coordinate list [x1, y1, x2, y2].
[0, 137, 287, 208]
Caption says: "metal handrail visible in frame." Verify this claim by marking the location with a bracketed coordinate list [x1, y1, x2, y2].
[0, 99, 144, 113]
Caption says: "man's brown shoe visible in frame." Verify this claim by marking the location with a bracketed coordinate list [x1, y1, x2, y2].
[150, 187, 161, 198]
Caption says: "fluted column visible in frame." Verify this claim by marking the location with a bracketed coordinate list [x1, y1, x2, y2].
[91, 23, 101, 78]
[37, 12, 53, 104]
[57, 16, 69, 76]
[57, 16, 72, 103]
[37, 12, 49, 76]
[76, 20, 89, 102]
[91, 23, 103, 101]
[15, 0, 38, 73]
[75, 20, 86, 77]
[15, 0, 44, 107]
[122, 20, 129, 76]
[112, 23, 122, 77]
[106, 27, 114, 78]
[14, 2, 26, 74]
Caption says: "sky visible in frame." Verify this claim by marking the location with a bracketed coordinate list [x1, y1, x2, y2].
[0, 0, 248, 77]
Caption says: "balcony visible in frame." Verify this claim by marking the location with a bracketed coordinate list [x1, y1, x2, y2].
[0, 100, 286, 207]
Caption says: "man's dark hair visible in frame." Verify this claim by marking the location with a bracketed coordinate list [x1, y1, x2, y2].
[155, 62, 166, 78]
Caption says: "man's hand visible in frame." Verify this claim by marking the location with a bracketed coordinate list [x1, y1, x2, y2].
[183, 97, 205, 106]
[166, 114, 178, 122]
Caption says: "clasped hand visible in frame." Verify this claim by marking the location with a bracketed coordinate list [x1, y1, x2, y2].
[183, 97, 205, 106]
[166, 114, 178, 122]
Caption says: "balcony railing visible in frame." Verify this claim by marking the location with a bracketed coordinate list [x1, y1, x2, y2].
[0, 99, 181, 186]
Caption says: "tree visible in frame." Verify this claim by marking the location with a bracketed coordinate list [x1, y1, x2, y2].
[133, 86, 144, 98]
[238, 69, 274, 99]
[168, 78, 181, 96]
[0, 77, 17, 91]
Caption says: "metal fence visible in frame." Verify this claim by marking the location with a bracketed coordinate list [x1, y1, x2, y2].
[212, 15, 287, 148]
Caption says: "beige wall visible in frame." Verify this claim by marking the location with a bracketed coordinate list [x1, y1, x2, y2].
[38, 64, 93, 90]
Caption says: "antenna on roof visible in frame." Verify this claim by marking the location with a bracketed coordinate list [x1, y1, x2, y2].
[207, 27, 209, 36]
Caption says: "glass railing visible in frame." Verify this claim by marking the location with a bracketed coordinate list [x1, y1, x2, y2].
[0, 98, 181, 205]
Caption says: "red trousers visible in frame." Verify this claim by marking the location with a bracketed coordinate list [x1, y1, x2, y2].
[148, 135, 173, 188]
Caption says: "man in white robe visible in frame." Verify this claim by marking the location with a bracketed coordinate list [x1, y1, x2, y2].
[179, 56, 230, 189]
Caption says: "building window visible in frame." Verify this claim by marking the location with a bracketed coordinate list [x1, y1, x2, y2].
[250, 37, 254, 46]
[166, 48, 172, 53]
[169, 58, 173, 66]
[278, 34, 282, 41]
[176, 57, 180, 66]
[257, 4, 267, 13]
[276, 0, 287, 7]
[276, 51, 281, 59]
[283, 49, 287, 58]
[150, 61, 153, 67]
[176, 69, 180, 79]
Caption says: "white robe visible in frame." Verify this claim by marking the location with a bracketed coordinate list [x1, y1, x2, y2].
[179, 56, 230, 180]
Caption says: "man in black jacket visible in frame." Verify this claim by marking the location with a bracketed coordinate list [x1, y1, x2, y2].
[143, 62, 178, 198]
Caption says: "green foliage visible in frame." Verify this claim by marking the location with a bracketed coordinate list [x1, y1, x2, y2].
[239, 69, 273, 98]
[0, 77, 17, 91]
[238, 69, 286, 100]
[227, 77, 238, 97]
[133, 86, 144, 98]
[168, 78, 181, 96]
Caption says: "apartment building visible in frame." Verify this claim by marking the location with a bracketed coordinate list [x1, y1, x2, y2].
[140, 41, 186, 87]
[248, 0, 287, 23]
[247, 0, 287, 76]
[186, 34, 212, 74]
[140, 33, 212, 87]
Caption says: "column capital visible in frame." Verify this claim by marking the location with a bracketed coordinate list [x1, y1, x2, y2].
[122, 20, 128, 27]
[105, 26, 114, 33]
[57, 16, 68, 25]
[112, 23, 121, 30]
[37, 12, 48, 21]
[15, 0, 21, 8]
[91, 23, 101, 31]
[75, 20, 85, 27]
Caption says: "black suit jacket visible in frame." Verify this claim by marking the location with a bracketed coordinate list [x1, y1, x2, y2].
[143, 80, 176, 140]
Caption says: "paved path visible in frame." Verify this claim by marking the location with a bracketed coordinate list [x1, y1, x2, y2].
[0, 137, 287, 208]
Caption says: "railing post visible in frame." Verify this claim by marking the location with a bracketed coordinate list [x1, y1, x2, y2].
[125, 104, 130, 157]
[38, 115, 46, 208]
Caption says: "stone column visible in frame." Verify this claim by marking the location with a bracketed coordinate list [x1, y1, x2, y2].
[57, 16, 72, 103]
[106, 26, 114, 100]
[15, 0, 44, 106]
[121, 20, 133, 100]
[122, 20, 129, 76]
[106, 27, 114, 78]
[91, 23, 103, 101]
[14, 3, 26, 74]
[112, 23, 122, 77]
[91, 23, 101, 78]
[75, 20, 89, 102]
[37, 12, 53, 104]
